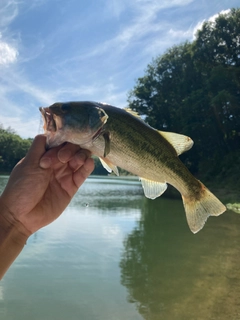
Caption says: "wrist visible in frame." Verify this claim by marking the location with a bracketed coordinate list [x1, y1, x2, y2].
[0, 201, 31, 279]
[0, 206, 31, 242]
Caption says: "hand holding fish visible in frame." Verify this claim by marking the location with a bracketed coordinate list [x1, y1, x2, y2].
[0, 135, 94, 279]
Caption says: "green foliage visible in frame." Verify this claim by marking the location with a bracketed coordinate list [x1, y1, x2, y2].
[0, 125, 32, 173]
[91, 156, 108, 175]
[128, 8, 240, 181]
[194, 8, 240, 67]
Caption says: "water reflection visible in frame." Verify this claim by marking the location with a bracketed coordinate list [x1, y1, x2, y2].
[71, 176, 143, 210]
[0, 176, 9, 194]
[0, 175, 144, 320]
[0, 285, 3, 301]
[1, 175, 240, 320]
[0, 282, 5, 319]
[120, 197, 240, 320]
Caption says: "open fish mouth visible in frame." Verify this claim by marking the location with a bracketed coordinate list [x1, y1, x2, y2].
[39, 107, 57, 132]
[39, 104, 109, 149]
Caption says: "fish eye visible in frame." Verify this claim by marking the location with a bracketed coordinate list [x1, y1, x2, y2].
[61, 103, 71, 113]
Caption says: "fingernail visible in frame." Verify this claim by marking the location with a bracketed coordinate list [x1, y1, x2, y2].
[39, 157, 51, 169]
[58, 149, 72, 163]
[77, 152, 87, 162]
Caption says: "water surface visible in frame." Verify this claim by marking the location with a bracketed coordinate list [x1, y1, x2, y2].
[0, 175, 240, 320]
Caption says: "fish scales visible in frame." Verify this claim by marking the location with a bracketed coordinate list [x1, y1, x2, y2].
[94, 105, 200, 198]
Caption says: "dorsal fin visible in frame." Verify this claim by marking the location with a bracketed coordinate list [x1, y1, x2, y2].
[159, 131, 194, 155]
[124, 108, 142, 119]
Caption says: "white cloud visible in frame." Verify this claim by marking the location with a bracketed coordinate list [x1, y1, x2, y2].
[208, 9, 231, 23]
[192, 20, 205, 39]
[167, 9, 232, 44]
[168, 28, 193, 39]
[0, 1, 19, 65]
[0, 38, 18, 65]
[193, 9, 231, 39]
[0, 114, 41, 138]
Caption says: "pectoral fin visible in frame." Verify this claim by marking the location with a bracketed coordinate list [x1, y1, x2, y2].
[99, 157, 119, 176]
[140, 178, 167, 199]
[159, 131, 193, 155]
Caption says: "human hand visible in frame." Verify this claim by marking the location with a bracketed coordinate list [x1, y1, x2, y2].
[0, 135, 94, 235]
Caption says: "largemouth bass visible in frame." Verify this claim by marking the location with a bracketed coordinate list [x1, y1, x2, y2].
[40, 101, 226, 233]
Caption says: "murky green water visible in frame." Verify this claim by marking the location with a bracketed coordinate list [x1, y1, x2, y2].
[0, 175, 240, 320]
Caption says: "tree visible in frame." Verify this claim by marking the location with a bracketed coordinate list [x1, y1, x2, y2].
[194, 8, 240, 67]
[0, 126, 32, 173]
[128, 8, 240, 180]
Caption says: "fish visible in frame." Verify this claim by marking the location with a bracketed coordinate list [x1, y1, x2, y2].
[39, 101, 226, 233]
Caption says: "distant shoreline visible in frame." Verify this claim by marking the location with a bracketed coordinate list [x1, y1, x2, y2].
[1, 173, 238, 204]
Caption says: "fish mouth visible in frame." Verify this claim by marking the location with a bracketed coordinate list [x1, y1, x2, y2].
[39, 107, 57, 132]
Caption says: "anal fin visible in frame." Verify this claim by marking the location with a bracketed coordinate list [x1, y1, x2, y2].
[140, 178, 167, 199]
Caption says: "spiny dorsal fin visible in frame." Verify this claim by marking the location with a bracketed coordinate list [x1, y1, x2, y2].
[140, 178, 167, 199]
[99, 157, 119, 176]
[159, 131, 194, 156]
[124, 108, 142, 119]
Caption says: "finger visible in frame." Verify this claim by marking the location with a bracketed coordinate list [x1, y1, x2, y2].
[40, 142, 79, 169]
[57, 143, 81, 163]
[69, 149, 92, 172]
[39, 144, 64, 169]
[24, 135, 47, 166]
[73, 158, 94, 188]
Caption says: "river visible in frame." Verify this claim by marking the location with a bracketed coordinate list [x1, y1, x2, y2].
[0, 175, 240, 320]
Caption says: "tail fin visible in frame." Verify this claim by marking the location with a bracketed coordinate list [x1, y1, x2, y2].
[182, 183, 226, 233]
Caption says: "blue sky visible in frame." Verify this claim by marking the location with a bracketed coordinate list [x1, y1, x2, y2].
[0, 0, 239, 138]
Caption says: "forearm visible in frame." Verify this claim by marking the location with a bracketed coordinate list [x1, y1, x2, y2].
[0, 203, 31, 280]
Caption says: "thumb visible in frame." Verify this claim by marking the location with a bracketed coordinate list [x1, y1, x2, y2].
[24, 135, 47, 165]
